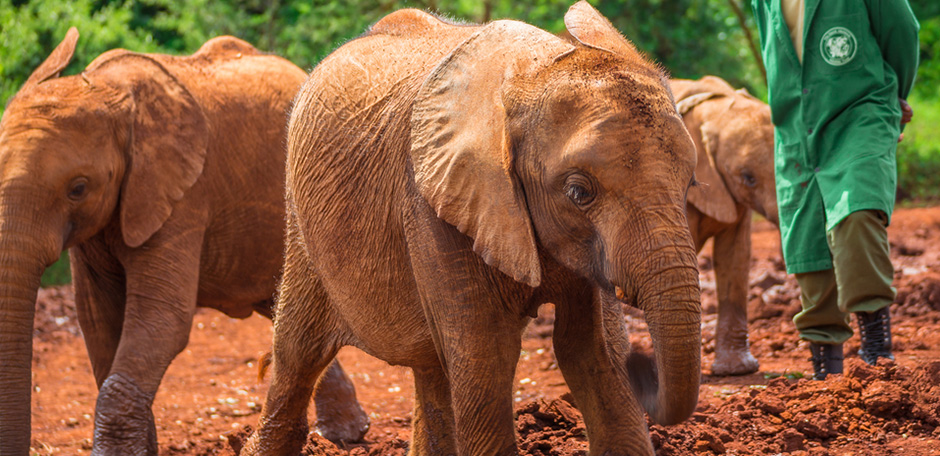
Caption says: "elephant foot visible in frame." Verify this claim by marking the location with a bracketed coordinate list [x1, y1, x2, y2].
[313, 361, 370, 442]
[313, 388, 370, 442]
[316, 407, 370, 442]
[92, 373, 158, 456]
[711, 349, 759, 376]
[239, 420, 309, 455]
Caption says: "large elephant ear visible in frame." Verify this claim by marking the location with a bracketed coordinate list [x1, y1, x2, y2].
[687, 122, 739, 224]
[90, 55, 208, 247]
[24, 27, 79, 86]
[563, 1, 639, 56]
[410, 21, 575, 288]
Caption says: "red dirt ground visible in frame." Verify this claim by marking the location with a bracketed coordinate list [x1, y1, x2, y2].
[29, 207, 940, 455]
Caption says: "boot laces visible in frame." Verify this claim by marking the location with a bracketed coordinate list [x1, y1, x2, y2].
[809, 344, 842, 379]
[858, 309, 892, 361]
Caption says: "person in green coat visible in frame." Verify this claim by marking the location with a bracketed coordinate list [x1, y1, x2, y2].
[751, 0, 919, 379]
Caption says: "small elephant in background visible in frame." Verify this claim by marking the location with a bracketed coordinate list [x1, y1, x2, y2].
[0, 30, 368, 455]
[670, 76, 778, 376]
[245, 2, 702, 455]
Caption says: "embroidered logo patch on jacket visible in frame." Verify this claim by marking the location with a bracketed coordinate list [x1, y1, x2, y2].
[820, 27, 857, 66]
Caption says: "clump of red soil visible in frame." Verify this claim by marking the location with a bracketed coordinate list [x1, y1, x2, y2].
[895, 272, 940, 318]
[652, 359, 940, 455]
[221, 396, 590, 456]
[516, 394, 587, 455]
[228, 357, 940, 456]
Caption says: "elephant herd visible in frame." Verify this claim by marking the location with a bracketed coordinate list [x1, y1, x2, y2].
[0, 2, 777, 455]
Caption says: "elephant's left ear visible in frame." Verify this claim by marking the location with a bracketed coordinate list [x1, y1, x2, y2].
[411, 21, 575, 288]
[25, 27, 79, 86]
[688, 122, 739, 224]
[563, 1, 639, 56]
[93, 55, 208, 247]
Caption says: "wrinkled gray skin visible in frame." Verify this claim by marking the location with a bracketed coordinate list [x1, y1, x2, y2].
[672, 76, 778, 376]
[244, 3, 702, 456]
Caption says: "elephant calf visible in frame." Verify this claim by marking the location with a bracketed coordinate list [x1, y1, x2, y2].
[671, 76, 778, 376]
[245, 3, 702, 456]
[0, 30, 368, 454]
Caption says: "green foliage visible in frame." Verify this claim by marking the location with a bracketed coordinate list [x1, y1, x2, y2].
[0, 0, 162, 110]
[1, 0, 771, 110]
[913, 15, 940, 99]
[763, 370, 805, 380]
[897, 94, 940, 200]
[40, 252, 72, 288]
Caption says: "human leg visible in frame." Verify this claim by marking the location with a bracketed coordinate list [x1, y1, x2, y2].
[828, 210, 895, 364]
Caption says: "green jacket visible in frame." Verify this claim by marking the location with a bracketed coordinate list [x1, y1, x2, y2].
[751, 0, 919, 274]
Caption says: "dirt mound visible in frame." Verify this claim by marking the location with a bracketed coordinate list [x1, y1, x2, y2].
[653, 359, 940, 455]
[220, 396, 590, 456]
[895, 271, 940, 318]
[219, 362, 940, 456]
[516, 394, 587, 455]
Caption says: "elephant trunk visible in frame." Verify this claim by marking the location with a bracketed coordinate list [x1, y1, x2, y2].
[616, 226, 702, 425]
[0, 195, 61, 454]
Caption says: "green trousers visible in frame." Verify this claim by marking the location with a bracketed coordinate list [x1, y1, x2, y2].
[793, 210, 895, 344]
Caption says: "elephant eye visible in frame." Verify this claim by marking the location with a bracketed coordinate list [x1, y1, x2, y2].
[564, 174, 596, 207]
[741, 170, 757, 188]
[68, 178, 88, 201]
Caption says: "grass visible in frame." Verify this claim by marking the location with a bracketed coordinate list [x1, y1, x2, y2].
[896, 93, 940, 201]
[40, 251, 71, 288]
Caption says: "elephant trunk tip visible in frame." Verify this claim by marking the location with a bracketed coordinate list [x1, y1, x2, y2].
[625, 351, 699, 425]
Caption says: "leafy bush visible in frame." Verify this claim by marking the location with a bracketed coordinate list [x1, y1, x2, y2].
[40, 252, 72, 288]
[897, 94, 940, 201]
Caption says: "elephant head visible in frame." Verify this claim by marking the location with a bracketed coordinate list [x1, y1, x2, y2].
[672, 76, 778, 226]
[411, 1, 701, 425]
[0, 29, 207, 453]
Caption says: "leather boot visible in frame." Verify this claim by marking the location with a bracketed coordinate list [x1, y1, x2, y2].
[856, 306, 894, 365]
[809, 343, 843, 380]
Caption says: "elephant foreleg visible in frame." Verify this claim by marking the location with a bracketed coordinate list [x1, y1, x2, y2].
[410, 366, 457, 456]
[405, 199, 525, 456]
[711, 216, 759, 376]
[71, 242, 126, 388]
[92, 228, 204, 456]
[440, 327, 520, 456]
[553, 286, 654, 456]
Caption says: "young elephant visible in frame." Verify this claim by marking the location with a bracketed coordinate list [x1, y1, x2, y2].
[245, 3, 701, 455]
[671, 76, 778, 376]
[0, 30, 368, 455]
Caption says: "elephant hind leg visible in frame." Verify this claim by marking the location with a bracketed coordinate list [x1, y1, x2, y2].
[242, 278, 341, 454]
[410, 366, 457, 456]
[242, 237, 351, 454]
[712, 218, 759, 376]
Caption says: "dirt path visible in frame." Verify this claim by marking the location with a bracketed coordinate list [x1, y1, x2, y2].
[29, 207, 940, 455]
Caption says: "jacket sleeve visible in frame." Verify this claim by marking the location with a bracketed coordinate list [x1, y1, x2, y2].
[866, 0, 920, 99]
[751, 0, 768, 45]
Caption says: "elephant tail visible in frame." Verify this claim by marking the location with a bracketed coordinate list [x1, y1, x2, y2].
[257, 352, 273, 382]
